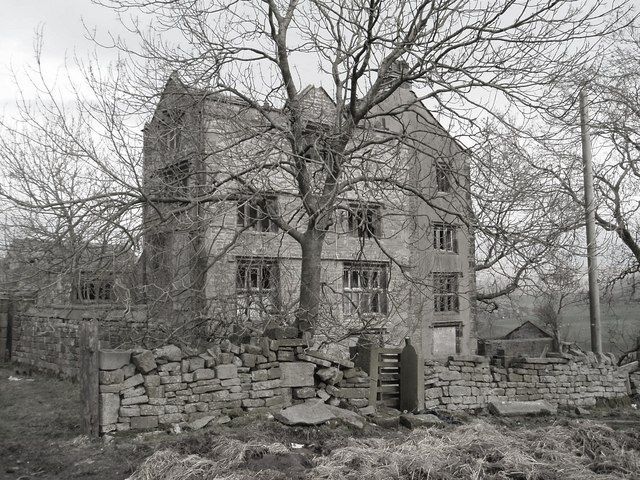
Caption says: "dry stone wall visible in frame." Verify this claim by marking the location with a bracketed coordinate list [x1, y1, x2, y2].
[98, 337, 370, 434]
[425, 354, 630, 411]
[10, 306, 149, 377]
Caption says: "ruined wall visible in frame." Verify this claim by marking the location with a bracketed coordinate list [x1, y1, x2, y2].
[98, 336, 370, 434]
[10, 305, 149, 377]
[424, 354, 630, 411]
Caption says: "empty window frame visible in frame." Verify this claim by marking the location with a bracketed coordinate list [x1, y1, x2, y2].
[236, 258, 279, 319]
[433, 223, 458, 253]
[75, 277, 114, 303]
[237, 196, 278, 233]
[343, 262, 388, 315]
[158, 109, 184, 152]
[435, 161, 451, 193]
[433, 273, 460, 312]
[347, 203, 381, 238]
[158, 160, 190, 197]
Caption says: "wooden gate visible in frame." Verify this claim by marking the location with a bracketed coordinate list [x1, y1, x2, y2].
[368, 347, 402, 408]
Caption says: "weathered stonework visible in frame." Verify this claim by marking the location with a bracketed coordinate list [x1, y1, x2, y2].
[424, 354, 631, 411]
[97, 336, 371, 435]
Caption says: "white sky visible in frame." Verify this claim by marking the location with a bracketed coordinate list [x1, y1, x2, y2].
[0, 0, 128, 111]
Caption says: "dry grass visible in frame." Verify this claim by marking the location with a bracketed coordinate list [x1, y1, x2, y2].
[128, 420, 640, 480]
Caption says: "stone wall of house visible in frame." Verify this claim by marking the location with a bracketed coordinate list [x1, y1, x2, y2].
[424, 354, 630, 411]
[98, 336, 370, 434]
[10, 305, 149, 377]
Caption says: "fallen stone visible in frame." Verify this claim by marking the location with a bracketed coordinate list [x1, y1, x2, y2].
[187, 415, 216, 430]
[488, 400, 557, 417]
[574, 406, 590, 416]
[99, 350, 131, 371]
[358, 405, 376, 416]
[280, 362, 315, 387]
[154, 345, 182, 362]
[274, 399, 335, 425]
[325, 405, 365, 429]
[399, 413, 444, 429]
[132, 350, 157, 373]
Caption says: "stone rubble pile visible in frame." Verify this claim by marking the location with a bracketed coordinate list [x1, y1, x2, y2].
[98, 334, 370, 434]
[425, 354, 630, 412]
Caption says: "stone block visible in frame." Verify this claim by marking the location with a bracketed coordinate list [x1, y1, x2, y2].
[215, 364, 238, 380]
[121, 395, 149, 406]
[99, 368, 124, 385]
[293, 386, 316, 399]
[252, 379, 282, 390]
[100, 393, 120, 425]
[488, 400, 557, 417]
[119, 406, 140, 417]
[122, 373, 144, 390]
[277, 350, 296, 362]
[153, 345, 182, 362]
[144, 375, 161, 387]
[158, 362, 181, 373]
[99, 350, 131, 371]
[187, 356, 205, 372]
[131, 350, 157, 373]
[240, 353, 256, 368]
[140, 405, 165, 416]
[131, 416, 158, 430]
[122, 386, 146, 398]
[159, 413, 185, 424]
[193, 368, 216, 381]
[274, 399, 335, 425]
[217, 352, 235, 365]
[160, 375, 182, 385]
[251, 369, 269, 382]
[326, 386, 368, 399]
[280, 362, 315, 387]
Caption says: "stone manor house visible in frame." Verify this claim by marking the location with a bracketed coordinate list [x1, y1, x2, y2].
[142, 72, 476, 360]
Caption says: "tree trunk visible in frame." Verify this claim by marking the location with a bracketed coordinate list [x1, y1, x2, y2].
[296, 231, 324, 335]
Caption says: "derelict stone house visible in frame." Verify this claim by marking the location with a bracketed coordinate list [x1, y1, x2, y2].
[142, 73, 477, 360]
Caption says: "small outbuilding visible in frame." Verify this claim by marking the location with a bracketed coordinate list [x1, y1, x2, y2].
[478, 321, 555, 363]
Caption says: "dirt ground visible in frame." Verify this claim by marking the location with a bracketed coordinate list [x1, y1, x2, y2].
[1, 363, 639, 480]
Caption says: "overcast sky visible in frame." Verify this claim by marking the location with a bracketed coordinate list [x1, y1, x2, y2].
[0, 0, 129, 110]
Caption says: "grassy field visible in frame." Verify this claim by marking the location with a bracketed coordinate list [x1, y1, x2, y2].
[477, 295, 640, 356]
[2, 363, 640, 479]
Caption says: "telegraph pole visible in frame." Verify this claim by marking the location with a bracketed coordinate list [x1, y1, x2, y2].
[579, 89, 602, 355]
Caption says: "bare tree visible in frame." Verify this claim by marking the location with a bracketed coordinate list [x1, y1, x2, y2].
[531, 254, 584, 351]
[0, 0, 633, 346]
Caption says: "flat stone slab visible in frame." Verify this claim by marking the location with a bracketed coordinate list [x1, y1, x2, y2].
[488, 400, 557, 417]
[280, 362, 315, 387]
[399, 413, 444, 429]
[325, 405, 365, 429]
[99, 350, 131, 371]
[274, 399, 335, 426]
[187, 415, 216, 430]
